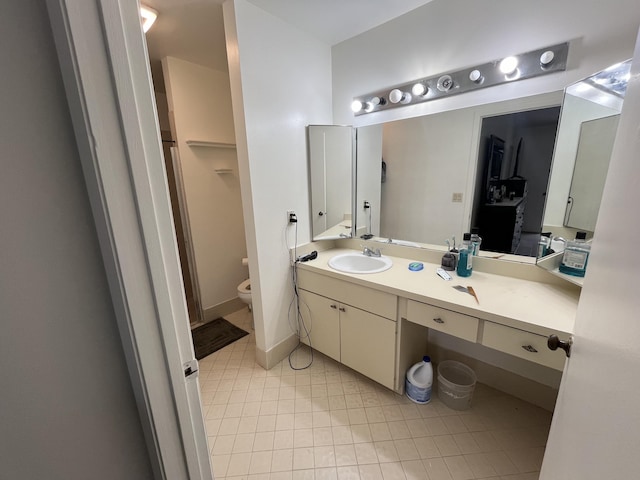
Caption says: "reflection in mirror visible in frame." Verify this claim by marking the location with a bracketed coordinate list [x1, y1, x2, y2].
[565, 114, 619, 231]
[307, 125, 355, 240]
[355, 125, 383, 239]
[472, 108, 560, 256]
[356, 93, 563, 258]
[537, 60, 631, 284]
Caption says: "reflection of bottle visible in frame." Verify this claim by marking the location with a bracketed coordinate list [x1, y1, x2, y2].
[470, 228, 482, 256]
[538, 233, 551, 257]
[559, 232, 590, 277]
[456, 233, 473, 277]
[551, 236, 566, 253]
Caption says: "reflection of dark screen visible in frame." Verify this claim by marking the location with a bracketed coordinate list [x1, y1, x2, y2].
[488, 136, 504, 180]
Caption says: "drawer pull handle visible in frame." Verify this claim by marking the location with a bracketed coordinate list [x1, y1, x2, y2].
[330, 304, 337, 309]
[433, 317, 445, 324]
[522, 345, 538, 353]
[339, 306, 346, 312]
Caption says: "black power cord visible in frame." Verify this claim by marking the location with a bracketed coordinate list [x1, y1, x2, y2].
[287, 220, 313, 370]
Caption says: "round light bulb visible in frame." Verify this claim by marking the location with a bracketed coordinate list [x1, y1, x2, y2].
[540, 50, 555, 66]
[389, 89, 404, 104]
[351, 100, 363, 113]
[364, 101, 375, 113]
[499, 56, 518, 75]
[400, 92, 412, 104]
[370, 96, 381, 106]
[411, 83, 427, 96]
[469, 69, 483, 83]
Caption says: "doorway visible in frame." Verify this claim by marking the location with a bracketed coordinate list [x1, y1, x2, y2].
[471, 107, 561, 256]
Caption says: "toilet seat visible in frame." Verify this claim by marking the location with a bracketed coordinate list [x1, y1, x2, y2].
[238, 278, 251, 293]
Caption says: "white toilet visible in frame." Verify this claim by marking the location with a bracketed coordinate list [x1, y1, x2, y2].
[237, 278, 252, 310]
[237, 257, 252, 310]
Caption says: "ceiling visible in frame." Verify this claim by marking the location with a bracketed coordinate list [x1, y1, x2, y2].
[144, 0, 434, 89]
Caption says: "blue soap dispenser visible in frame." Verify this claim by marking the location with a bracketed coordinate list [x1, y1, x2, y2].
[456, 233, 473, 277]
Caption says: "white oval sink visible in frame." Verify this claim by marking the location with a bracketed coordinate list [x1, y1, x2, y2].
[328, 253, 393, 274]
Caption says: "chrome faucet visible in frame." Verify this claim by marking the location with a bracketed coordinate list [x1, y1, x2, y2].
[362, 246, 382, 257]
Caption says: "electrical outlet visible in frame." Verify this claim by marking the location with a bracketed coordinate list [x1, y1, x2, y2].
[287, 210, 297, 223]
[452, 192, 463, 203]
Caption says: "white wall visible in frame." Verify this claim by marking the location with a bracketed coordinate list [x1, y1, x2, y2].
[332, 0, 640, 127]
[223, 0, 333, 357]
[162, 57, 247, 312]
[0, 1, 154, 477]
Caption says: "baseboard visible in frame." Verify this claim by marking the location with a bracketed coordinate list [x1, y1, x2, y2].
[255, 333, 300, 370]
[428, 345, 560, 411]
[203, 297, 246, 322]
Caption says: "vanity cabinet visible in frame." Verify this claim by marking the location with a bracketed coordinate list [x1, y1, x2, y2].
[297, 270, 398, 389]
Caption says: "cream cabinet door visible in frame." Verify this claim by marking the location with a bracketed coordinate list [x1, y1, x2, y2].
[298, 290, 341, 362]
[340, 305, 396, 390]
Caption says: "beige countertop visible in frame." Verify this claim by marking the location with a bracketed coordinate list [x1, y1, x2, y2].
[296, 248, 579, 336]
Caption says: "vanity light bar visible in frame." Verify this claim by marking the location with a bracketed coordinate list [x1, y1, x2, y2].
[351, 42, 569, 116]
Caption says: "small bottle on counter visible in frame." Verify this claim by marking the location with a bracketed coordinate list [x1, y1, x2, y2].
[470, 227, 482, 256]
[559, 231, 590, 277]
[456, 233, 473, 277]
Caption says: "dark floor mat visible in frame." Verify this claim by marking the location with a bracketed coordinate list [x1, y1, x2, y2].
[191, 318, 249, 360]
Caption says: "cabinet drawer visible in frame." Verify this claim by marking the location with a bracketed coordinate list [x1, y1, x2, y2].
[297, 270, 397, 320]
[406, 300, 479, 343]
[481, 321, 566, 371]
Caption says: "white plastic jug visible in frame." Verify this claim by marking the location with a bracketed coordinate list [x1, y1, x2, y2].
[405, 356, 433, 404]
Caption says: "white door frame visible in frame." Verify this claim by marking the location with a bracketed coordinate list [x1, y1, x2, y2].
[46, 0, 211, 478]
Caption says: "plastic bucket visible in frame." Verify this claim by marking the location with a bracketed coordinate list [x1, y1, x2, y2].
[437, 360, 477, 410]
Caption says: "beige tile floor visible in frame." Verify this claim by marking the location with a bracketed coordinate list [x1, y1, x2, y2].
[198, 308, 552, 480]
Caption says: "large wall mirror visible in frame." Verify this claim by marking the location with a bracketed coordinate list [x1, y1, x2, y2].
[356, 92, 564, 256]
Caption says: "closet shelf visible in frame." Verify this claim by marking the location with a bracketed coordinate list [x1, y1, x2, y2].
[186, 140, 236, 149]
